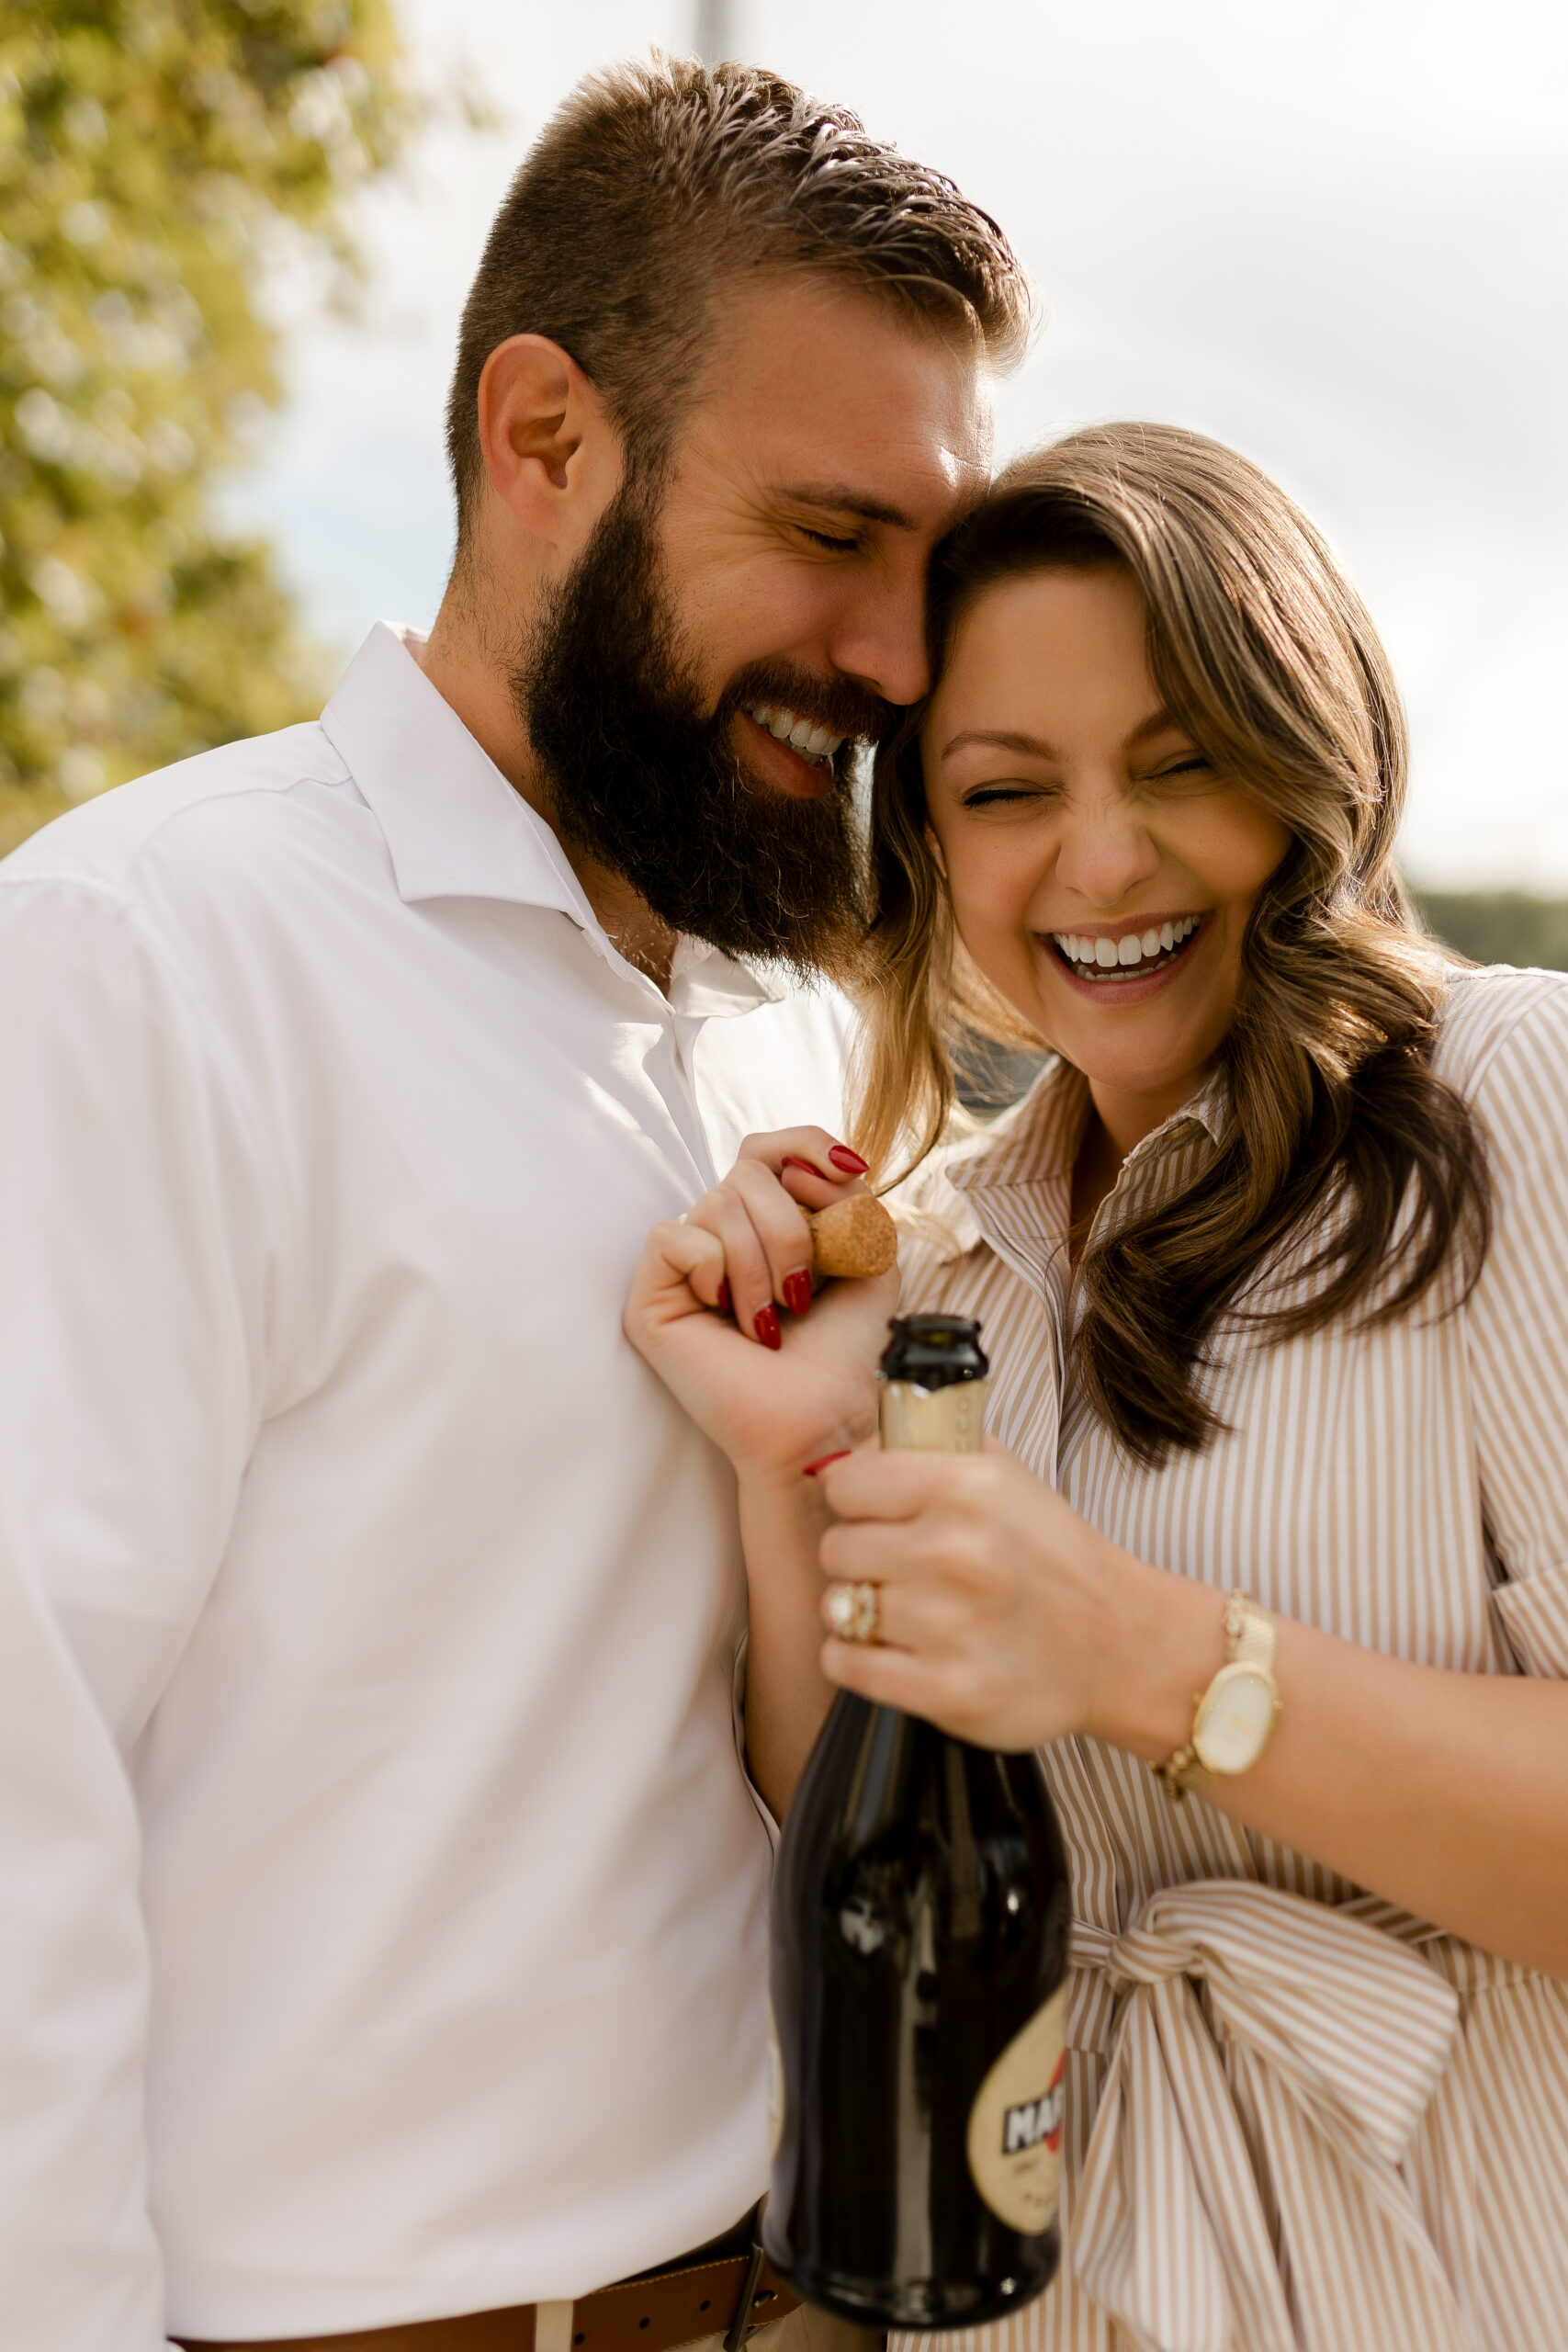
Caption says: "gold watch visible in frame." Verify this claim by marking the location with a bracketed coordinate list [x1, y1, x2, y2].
[1156, 1591, 1281, 1802]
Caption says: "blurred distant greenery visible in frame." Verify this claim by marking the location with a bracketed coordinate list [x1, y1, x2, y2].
[0, 0, 412, 857]
[1415, 891, 1568, 973]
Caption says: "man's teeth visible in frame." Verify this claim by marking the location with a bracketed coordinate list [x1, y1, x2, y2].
[746, 703, 846, 764]
[1053, 915, 1201, 972]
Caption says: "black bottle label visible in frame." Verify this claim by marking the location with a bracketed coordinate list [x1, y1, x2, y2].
[965, 1984, 1068, 2231]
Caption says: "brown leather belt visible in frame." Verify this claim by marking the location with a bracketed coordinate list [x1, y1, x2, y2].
[174, 2241, 802, 2352]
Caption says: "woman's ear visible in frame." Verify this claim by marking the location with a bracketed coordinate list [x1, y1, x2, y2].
[924, 821, 949, 880]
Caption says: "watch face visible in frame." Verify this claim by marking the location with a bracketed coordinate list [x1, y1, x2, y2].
[1192, 1665, 1277, 1774]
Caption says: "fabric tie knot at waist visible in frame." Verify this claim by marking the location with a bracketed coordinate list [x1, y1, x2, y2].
[1066, 1878, 1474, 2352]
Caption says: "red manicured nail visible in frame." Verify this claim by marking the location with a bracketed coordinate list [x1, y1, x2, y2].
[783, 1270, 812, 1317]
[828, 1145, 869, 1175]
[716, 1279, 731, 1313]
[754, 1305, 782, 1351]
[803, 1451, 852, 1477]
[781, 1155, 820, 1178]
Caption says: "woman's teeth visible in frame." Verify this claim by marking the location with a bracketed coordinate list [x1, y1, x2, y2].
[1053, 914, 1201, 975]
[745, 702, 846, 766]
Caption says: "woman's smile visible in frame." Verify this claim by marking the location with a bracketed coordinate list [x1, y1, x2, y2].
[1043, 910, 1208, 995]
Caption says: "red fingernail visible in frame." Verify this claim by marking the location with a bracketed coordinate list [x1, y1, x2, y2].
[828, 1145, 869, 1175]
[754, 1305, 782, 1351]
[781, 1155, 820, 1178]
[716, 1279, 731, 1313]
[803, 1451, 852, 1477]
[783, 1270, 812, 1317]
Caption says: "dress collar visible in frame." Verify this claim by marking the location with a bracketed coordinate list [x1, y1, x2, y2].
[935, 1053, 1230, 1232]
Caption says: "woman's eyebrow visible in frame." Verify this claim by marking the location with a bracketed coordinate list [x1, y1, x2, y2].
[940, 710, 1188, 762]
[940, 727, 1059, 761]
[1127, 707, 1183, 745]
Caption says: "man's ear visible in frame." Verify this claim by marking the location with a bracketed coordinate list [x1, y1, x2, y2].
[475, 334, 623, 551]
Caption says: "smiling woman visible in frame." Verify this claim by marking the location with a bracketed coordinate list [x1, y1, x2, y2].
[857, 424, 1489, 1461]
[818, 423, 1568, 2350]
[625, 422, 1568, 2350]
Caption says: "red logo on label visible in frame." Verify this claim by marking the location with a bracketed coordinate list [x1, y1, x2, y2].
[1001, 2052, 1066, 2157]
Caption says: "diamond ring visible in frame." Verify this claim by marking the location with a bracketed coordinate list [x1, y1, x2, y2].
[827, 1579, 881, 1645]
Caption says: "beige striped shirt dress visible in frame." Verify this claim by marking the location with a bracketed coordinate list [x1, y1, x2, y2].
[890, 964, 1568, 2352]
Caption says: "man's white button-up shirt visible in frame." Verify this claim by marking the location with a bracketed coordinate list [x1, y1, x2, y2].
[0, 625, 855, 2350]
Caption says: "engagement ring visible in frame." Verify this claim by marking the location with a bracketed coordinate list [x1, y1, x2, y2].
[827, 1580, 881, 1645]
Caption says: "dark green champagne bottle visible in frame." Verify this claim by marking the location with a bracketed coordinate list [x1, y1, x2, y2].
[764, 1315, 1070, 2330]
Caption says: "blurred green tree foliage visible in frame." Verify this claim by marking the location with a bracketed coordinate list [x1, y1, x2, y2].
[1415, 891, 1568, 972]
[0, 0, 411, 856]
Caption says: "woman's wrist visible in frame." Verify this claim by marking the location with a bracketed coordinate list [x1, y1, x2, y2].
[1084, 1545, 1230, 1762]
[727, 1407, 878, 1491]
[738, 1458, 835, 1520]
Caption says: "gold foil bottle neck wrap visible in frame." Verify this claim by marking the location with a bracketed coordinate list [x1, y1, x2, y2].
[878, 1377, 987, 1454]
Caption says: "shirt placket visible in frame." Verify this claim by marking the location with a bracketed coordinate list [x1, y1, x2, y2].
[955, 1172, 1076, 1483]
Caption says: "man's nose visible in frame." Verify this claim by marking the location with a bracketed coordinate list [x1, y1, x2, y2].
[824, 568, 931, 710]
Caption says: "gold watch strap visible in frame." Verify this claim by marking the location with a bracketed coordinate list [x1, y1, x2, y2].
[1156, 1592, 1275, 1802]
[1224, 1589, 1277, 1674]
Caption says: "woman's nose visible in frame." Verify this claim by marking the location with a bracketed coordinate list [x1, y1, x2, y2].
[1055, 797, 1161, 911]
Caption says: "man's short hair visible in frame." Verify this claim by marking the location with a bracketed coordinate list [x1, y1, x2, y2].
[446, 54, 1032, 541]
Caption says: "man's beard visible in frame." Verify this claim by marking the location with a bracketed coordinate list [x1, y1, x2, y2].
[510, 485, 889, 982]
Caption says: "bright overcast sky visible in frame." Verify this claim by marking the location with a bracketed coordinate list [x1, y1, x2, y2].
[231, 0, 1568, 888]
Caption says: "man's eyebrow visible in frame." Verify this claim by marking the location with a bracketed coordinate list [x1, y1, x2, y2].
[773, 481, 917, 530]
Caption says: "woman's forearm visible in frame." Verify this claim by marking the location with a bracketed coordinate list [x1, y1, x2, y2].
[1099, 1552, 1568, 1975]
[739, 1472, 840, 1820]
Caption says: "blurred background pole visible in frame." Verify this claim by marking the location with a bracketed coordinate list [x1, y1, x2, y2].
[694, 0, 738, 63]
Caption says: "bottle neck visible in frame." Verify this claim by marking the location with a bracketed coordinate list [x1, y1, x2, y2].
[878, 1376, 988, 1454]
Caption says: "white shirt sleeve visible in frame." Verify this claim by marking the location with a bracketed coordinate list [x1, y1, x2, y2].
[729, 1632, 781, 1853]
[0, 874, 271, 2352]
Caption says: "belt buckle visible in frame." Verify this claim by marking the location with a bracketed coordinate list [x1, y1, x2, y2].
[722, 2238, 767, 2352]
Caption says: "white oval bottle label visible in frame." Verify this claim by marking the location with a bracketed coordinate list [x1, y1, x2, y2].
[965, 1984, 1067, 2233]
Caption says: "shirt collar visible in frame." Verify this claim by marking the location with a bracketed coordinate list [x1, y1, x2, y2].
[320, 624, 785, 1015]
[321, 624, 593, 924]
[945, 1054, 1231, 1203]
[667, 932, 790, 1013]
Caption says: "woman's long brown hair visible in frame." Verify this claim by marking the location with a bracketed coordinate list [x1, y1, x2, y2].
[852, 423, 1492, 1465]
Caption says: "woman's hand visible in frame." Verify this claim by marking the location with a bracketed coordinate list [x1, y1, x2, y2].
[815, 1440, 1134, 1751]
[815, 1444, 1568, 1978]
[624, 1128, 897, 1483]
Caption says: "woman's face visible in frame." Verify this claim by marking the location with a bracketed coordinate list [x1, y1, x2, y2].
[921, 563, 1291, 1146]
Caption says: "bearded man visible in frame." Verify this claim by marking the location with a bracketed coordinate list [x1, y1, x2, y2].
[0, 57, 1027, 2352]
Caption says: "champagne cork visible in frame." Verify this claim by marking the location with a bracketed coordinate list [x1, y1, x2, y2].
[802, 1193, 898, 1281]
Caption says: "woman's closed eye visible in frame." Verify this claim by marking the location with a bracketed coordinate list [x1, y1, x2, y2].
[959, 778, 1059, 810]
[1139, 752, 1218, 791]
